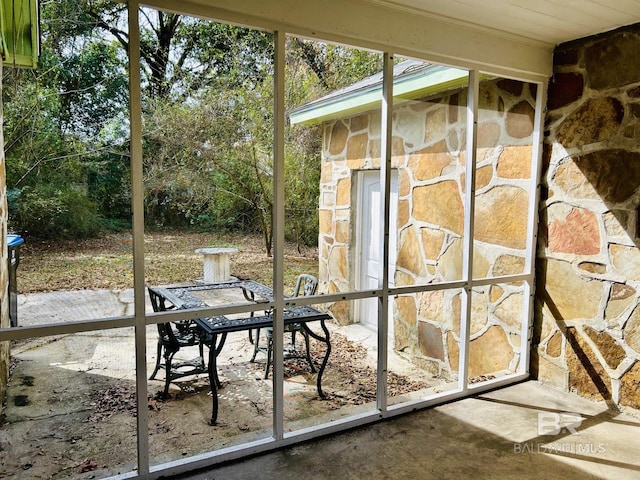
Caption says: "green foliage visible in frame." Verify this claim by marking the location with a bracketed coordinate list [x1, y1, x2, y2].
[172, 20, 273, 93]
[56, 42, 128, 136]
[325, 46, 384, 90]
[3, 3, 383, 250]
[3, 1, 129, 239]
[12, 184, 102, 239]
[289, 38, 383, 92]
[87, 151, 131, 221]
[142, 74, 275, 253]
[3, 71, 66, 185]
[284, 125, 322, 248]
[40, 0, 99, 45]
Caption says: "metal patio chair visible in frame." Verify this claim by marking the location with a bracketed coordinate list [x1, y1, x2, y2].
[251, 274, 318, 378]
[148, 287, 218, 397]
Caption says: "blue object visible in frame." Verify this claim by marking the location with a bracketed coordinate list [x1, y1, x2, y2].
[7, 233, 24, 327]
[7, 234, 24, 247]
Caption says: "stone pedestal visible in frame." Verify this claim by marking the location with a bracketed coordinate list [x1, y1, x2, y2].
[195, 247, 238, 283]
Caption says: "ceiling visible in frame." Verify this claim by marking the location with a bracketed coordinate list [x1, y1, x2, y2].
[365, 0, 640, 46]
[163, 0, 640, 78]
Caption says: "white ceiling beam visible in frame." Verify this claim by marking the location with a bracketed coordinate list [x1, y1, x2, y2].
[143, 0, 553, 80]
[368, 0, 640, 46]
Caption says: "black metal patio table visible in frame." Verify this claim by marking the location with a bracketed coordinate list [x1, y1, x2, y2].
[148, 280, 332, 425]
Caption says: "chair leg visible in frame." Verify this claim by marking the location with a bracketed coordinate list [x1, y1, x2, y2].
[249, 329, 254, 344]
[264, 332, 273, 379]
[251, 328, 262, 362]
[162, 351, 176, 398]
[149, 341, 163, 380]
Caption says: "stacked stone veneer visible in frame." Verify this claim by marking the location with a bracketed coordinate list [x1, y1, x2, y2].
[318, 78, 537, 380]
[0, 63, 9, 405]
[537, 25, 640, 411]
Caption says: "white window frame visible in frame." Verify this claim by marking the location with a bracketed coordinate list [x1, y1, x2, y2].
[0, 1, 547, 478]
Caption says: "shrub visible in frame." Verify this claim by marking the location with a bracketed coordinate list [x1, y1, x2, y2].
[11, 185, 103, 239]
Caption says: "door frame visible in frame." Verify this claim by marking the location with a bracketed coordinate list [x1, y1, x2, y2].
[354, 169, 398, 330]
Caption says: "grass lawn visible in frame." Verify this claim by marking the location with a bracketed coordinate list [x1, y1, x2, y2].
[18, 230, 318, 294]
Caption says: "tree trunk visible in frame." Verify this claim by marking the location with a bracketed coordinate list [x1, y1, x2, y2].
[259, 205, 273, 257]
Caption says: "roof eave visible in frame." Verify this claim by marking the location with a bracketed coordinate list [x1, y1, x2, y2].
[290, 65, 469, 126]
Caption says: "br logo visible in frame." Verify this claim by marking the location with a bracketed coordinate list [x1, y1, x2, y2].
[537, 412, 583, 436]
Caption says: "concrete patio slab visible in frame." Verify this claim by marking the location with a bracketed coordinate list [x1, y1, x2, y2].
[172, 381, 640, 480]
[7, 289, 640, 480]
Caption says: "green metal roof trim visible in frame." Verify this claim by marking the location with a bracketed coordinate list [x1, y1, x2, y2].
[1, 0, 40, 68]
[290, 61, 468, 125]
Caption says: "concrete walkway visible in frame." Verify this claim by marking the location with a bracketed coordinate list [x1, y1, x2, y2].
[17, 288, 138, 326]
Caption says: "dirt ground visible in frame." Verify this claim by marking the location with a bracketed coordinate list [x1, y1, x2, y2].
[0, 326, 436, 479]
[18, 231, 316, 294]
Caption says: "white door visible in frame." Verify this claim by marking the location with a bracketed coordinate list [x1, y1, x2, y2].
[358, 170, 398, 330]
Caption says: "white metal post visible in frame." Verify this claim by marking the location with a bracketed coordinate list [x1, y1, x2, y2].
[272, 30, 286, 440]
[377, 52, 394, 414]
[128, 1, 150, 474]
[521, 80, 547, 375]
[459, 70, 479, 393]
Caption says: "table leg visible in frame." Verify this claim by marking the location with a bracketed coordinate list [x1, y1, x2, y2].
[302, 320, 331, 398]
[208, 332, 227, 425]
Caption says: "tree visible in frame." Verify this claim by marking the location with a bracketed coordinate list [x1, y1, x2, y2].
[3, 0, 130, 238]
[132, 18, 383, 254]
[4, 1, 384, 249]
[282, 38, 383, 250]
[85, 4, 279, 252]
[289, 38, 383, 91]
[143, 79, 275, 253]
[85, 4, 273, 103]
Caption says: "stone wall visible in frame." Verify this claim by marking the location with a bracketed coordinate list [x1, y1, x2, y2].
[0, 61, 9, 404]
[536, 24, 640, 411]
[318, 77, 537, 381]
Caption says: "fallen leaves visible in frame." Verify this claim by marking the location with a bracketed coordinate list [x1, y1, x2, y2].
[252, 332, 430, 408]
[80, 459, 98, 472]
[88, 384, 154, 422]
[469, 374, 496, 384]
[20, 231, 317, 294]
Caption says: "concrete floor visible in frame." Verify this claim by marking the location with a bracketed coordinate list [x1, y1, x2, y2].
[14, 290, 640, 480]
[165, 381, 640, 480]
